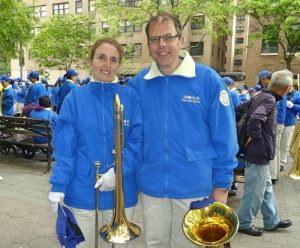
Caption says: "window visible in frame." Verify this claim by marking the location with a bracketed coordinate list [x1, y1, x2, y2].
[35, 5, 46, 17]
[75, 0, 83, 14]
[236, 26, 244, 33]
[261, 25, 278, 53]
[120, 21, 142, 33]
[133, 24, 142, 32]
[236, 15, 245, 22]
[119, 0, 141, 7]
[34, 27, 41, 36]
[53, 3, 69, 15]
[190, 42, 204, 56]
[134, 43, 142, 56]
[121, 21, 133, 33]
[234, 59, 242, 66]
[235, 38, 244, 44]
[235, 48, 243, 55]
[287, 23, 300, 53]
[102, 22, 109, 32]
[191, 15, 205, 30]
[88, 0, 95, 12]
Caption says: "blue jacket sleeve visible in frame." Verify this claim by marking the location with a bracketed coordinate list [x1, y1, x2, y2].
[122, 91, 143, 176]
[209, 76, 238, 189]
[49, 95, 78, 193]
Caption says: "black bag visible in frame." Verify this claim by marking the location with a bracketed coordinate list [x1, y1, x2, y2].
[236, 109, 249, 157]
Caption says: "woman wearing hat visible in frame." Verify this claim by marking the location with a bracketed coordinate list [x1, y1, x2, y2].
[49, 38, 142, 248]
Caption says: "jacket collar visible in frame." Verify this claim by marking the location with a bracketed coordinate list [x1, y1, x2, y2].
[144, 50, 196, 80]
[263, 89, 283, 102]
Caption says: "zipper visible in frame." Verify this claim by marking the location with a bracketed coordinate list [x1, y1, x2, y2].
[100, 83, 106, 209]
[164, 77, 169, 196]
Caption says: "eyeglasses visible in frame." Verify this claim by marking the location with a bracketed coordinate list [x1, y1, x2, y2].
[148, 34, 179, 45]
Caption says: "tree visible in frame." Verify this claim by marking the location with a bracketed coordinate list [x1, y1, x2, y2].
[0, 0, 35, 72]
[95, 0, 233, 49]
[237, 0, 300, 70]
[31, 14, 96, 71]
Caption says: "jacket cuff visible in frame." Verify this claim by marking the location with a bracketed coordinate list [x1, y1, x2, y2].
[51, 184, 67, 193]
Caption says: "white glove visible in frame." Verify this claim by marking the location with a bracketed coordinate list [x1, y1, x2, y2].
[48, 192, 65, 214]
[286, 100, 294, 108]
[94, 168, 115, 191]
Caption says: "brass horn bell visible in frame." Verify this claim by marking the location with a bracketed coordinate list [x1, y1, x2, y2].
[183, 201, 239, 247]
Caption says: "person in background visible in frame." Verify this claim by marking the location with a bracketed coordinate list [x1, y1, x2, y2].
[29, 95, 57, 144]
[51, 77, 63, 113]
[57, 68, 79, 114]
[41, 78, 52, 97]
[1, 75, 15, 116]
[248, 87, 255, 99]
[128, 12, 238, 248]
[224, 76, 240, 107]
[237, 85, 249, 103]
[237, 69, 293, 237]
[279, 85, 300, 171]
[48, 38, 142, 248]
[25, 71, 46, 106]
[0, 80, 3, 115]
[15, 77, 27, 114]
[268, 97, 286, 185]
[254, 84, 262, 94]
[258, 70, 272, 89]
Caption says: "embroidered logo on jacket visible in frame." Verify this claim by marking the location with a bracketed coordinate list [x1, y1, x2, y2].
[124, 119, 130, 126]
[220, 90, 230, 106]
[182, 95, 200, 104]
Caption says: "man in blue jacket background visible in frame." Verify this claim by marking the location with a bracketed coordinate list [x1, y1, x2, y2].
[25, 71, 46, 106]
[280, 86, 300, 171]
[129, 12, 238, 248]
[57, 68, 79, 114]
[223, 76, 240, 107]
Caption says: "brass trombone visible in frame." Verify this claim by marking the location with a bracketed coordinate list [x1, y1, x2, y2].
[99, 94, 141, 244]
[183, 199, 239, 248]
[94, 161, 101, 248]
[288, 119, 300, 180]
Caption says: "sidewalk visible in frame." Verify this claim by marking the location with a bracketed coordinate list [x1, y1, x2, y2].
[0, 152, 299, 248]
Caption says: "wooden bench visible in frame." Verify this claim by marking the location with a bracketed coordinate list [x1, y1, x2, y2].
[0, 116, 53, 172]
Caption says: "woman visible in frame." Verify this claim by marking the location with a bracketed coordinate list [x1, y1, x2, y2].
[48, 38, 143, 248]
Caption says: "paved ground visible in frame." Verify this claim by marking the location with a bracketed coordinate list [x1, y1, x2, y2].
[0, 152, 299, 248]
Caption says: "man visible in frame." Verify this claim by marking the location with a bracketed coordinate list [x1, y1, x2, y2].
[223, 76, 240, 107]
[237, 70, 293, 236]
[25, 71, 47, 106]
[280, 86, 300, 171]
[129, 12, 238, 247]
[258, 70, 272, 89]
[57, 68, 79, 114]
[1, 75, 15, 116]
[237, 85, 249, 103]
[15, 77, 27, 114]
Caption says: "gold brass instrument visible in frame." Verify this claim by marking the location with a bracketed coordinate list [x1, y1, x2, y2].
[183, 201, 239, 248]
[288, 119, 300, 180]
[99, 94, 141, 244]
[94, 161, 101, 248]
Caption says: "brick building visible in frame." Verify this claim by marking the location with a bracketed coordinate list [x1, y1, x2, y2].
[10, 0, 226, 83]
